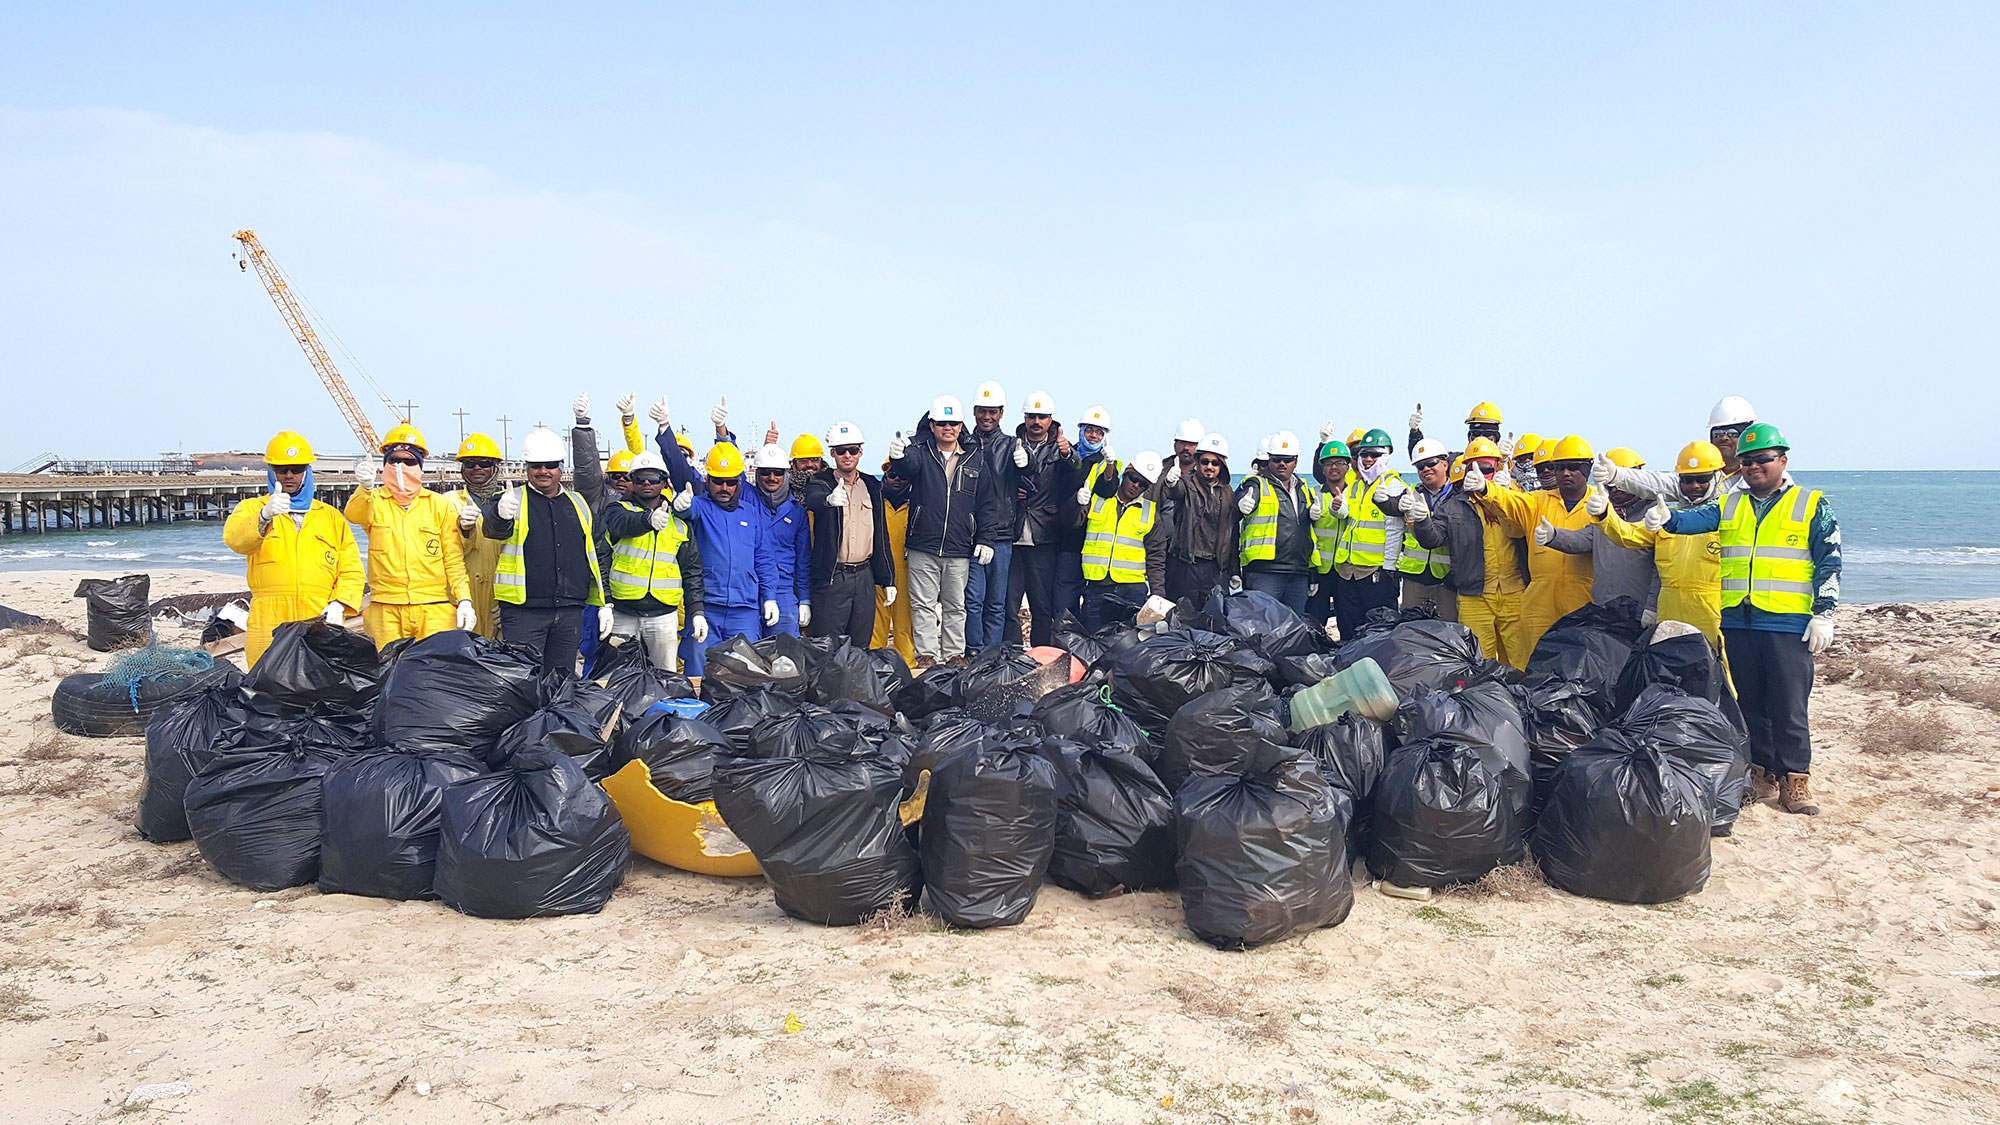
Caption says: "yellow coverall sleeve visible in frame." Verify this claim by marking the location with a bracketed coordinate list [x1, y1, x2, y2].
[344, 484, 381, 527]
[622, 415, 645, 456]
[1475, 484, 1537, 539]
[1598, 506, 1657, 550]
[436, 494, 471, 604]
[224, 497, 270, 556]
[330, 512, 366, 609]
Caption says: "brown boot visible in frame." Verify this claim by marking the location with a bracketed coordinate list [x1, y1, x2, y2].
[1779, 773, 1819, 816]
[1750, 765, 1779, 802]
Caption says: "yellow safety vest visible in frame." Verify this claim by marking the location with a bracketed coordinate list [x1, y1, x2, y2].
[1239, 477, 1323, 569]
[606, 501, 688, 605]
[1718, 485, 1821, 615]
[1398, 489, 1450, 579]
[493, 487, 605, 607]
[1081, 494, 1156, 583]
[1334, 472, 1393, 568]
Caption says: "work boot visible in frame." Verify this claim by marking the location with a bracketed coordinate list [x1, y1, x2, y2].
[1779, 773, 1820, 816]
[912, 654, 937, 673]
[1750, 765, 1779, 802]
[946, 654, 969, 669]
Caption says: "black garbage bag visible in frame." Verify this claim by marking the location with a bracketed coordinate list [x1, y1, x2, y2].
[1110, 628, 1255, 738]
[1532, 729, 1713, 903]
[1051, 612, 1108, 670]
[137, 676, 245, 842]
[183, 707, 363, 891]
[587, 635, 697, 723]
[1176, 741, 1352, 950]
[919, 726, 1059, 928]
[493, 677, 625, 780]
[434, 747, 631, 918]
[750, 704, 863, 760]
[1336, 617, 1498, 698]
[894, 662, 965, 720]
[1290, 713, 1389, 856]
[1367, 736, 1523, 888]
[372, 631, 544, 757]
[1392, 682, 1534, 828]
[1348, 603, 1440, 640]
[317, 751, 484, 900]
[906, 709, 991, 785]
[961, 651, 1078, 723]
[1158, 680, 1283, 793]
[1196, 587, 1324, 661]
[614, 710, 730, 802]
[800, 637, 893, 711]
[243, 619, 380, 710]
[1038, 736, 1176, 897]
[711, 734, 920, 925]
[1276, 651, 1340, 688]
[1526, 598, 1648, 716]
[1615, 624, 1747, 734]
[702, 686, 802, 756]
[73, 574, 153, 651]
[1617, 686, 1751, 835]
[1511, 676, 1602, 811]
[700, 633, 812, 701]
[866, 647, 913, 699]
[0, 603, 47, 630]
[1031, 682, 1151, 760]
[960, 645, 1041, 695]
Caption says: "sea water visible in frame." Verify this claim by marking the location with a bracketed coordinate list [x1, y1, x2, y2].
[0, 470, 1991, 604]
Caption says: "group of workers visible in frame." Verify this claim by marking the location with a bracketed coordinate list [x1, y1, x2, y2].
[225, 389, 1840, 816]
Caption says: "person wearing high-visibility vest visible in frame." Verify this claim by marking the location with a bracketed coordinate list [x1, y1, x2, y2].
[1078, 453, 1173, 629]
[1655, 424, 1839, 815]
[1233, 430, 1322, 616]
[481, 426, 606, 676]
[1599, 441, 1728, 643]
[1052, 405, 1118, 625]
[1395, 439, 1456, 622]
[1542, 447, 1660, 612]
[1328, 427, 1405, 642]
[1304, 439, 1353, 636]
[444, 432, 506, 638]
[224, 432, 365, 666]
[1408, 445, 1530, 667]
[345, 423, 475, 647]
[595, 451, 705, 670]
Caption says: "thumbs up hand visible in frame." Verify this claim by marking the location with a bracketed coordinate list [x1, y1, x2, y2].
[1644, 498, 1670, 533]
[1534, 516, 1555, 545]
[1586, 488, 1609, 518]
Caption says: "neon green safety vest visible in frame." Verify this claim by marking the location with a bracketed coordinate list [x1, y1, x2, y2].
[606, 501, 688, 605]
[1081, 494, 1157, 583]
[494, 487, 605, 607]
[1310, 502, 1346, 575]
[1718, 485, 1821, 615]
[1334, 471, 1393, 568]
[1397, 488, 1450, 579]
[1239, 476, 1323, 569]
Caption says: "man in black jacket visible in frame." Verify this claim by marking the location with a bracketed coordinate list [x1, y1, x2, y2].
[887, 396, 1001, 670]
[964, 381, 1020, 651]
[1003, 390, 1081, 646]
[799, 421, 897, 646]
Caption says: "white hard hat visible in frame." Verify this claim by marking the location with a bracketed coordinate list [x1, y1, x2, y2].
[1255, 435, 1272, 460]
[1708, 396, 1757, 429]
[1410, 438, 1451, 464]
[931, 395, 965, 423]
[1080, 405, 1112, 431]
[825, 420, 864, 446]
[629, 451, 668, 474]
[1022, 390, 1056, 415]
[1269, 430, 1303, 457]
[973, 381, 1006, 409]
[1129, 451, 1164, 484]
[753, 444, 790, 471]
[521, 427, 565, 463]
[1198, 433, 1229, 458]
[1173, 418, 1206, 444]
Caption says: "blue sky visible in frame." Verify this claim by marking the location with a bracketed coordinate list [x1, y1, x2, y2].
[3, 3, 1994, 469]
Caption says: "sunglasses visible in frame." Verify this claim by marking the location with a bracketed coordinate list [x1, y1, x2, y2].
[630, 472, 666, 485]
[933, 420, 962, 428]
[1355, 449, 1385, 459]
[1550, 461, 1591, 473]
[1416, 458, 1450, 471]
[757, 468, 788, 477]
[1738, 453, 1783, 466]
[459, 458, 499, 469]
[1710, 427, 1744, 440]
[384, 456, 421, 467]
[606, 472, 629, 481]
[1268, 455, 1297, 464]
[271, 465, 307, 475]
[1196, 457, 1224, 468]
[831, 445, 862, 456]
[527, 461, 562, 470]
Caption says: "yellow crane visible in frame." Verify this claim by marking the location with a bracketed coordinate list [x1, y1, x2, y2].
[232, 229, 388, 452]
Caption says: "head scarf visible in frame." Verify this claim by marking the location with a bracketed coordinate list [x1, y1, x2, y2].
[267, 465, 316, 512]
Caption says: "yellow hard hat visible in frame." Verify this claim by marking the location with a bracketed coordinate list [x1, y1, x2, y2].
[1346, 428, 1367, 448]
[456, 433, 501, 460]
[790, 434, 826, 460]
[1532, 438, 1559, 465]
[675, 429, 694, 454]
[1604, 447, 1645, 469]
[264, 431, 314, 465]
[380, 422, 428, 455]
[607, 449, 637, 473]
[1676, 441, 1725, 476]
[1514, 433, 1543, 460]
[1465, 401, 1503, 425]
[1547, 435, 1595, 463]
[1463, 436, 1504, 461]
[704, 441, 745, 478]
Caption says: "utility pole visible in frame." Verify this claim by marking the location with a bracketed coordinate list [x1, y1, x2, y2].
[453, 408, 470, 444]
[497, 416, 512, 460]
[396, 400, 419, 424]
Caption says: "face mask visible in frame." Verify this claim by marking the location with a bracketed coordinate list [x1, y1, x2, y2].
[385, 461, 424, 503]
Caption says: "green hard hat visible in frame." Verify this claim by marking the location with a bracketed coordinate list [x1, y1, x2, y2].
[1356, 428, 1395, 452]
[1317, 439, 1352, 461]
[1735, 423, 1790, 455]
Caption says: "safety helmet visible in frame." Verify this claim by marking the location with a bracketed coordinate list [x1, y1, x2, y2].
[1464, 401, 1503, 425]
[264, 431, 314, 465]
[520, 427, 565, 463]
[379, 422, 428, 456]
[704, 442, 745, 477]
[1023, 390, 1057, 415]
[1255, 435, 1272, 460]
[1080, 405, 1112, 431]
[1532, 438, 1558, 465]
[1173, 418, 1206, 444]
[1734, 424, 1790, 456]
[675, 429, 694, 454]
[1410, 438, 1452, 465]
[629, 451, 668, 475]
[1604, 447, 1645, 470]
[1268, 431, 1303, 458]
[456, 433, 501, 461]
[1513, 433, 1543, 462]
[1198, 433, 1229, 458]
[1675, 441, 1726, 475]
[753, 444, 790, 471]
[1354, 428, 1394, 453]
[930, 395, 965, 424]
[1708, 396, 1757, 429]
[1463, 436, 1504, 462]
[607, 449, 637, 473]
[1546, 435, 1595, 463]
[790, 434, 826, 460]
[1346, 428, 1367, 448]
[824, 420, 864, 447]
[1316, 439, 1351, 462]
[1449, 455, 1470, 482]
[973, 381, 1007, 409]
[1128, 451, 1164, 484]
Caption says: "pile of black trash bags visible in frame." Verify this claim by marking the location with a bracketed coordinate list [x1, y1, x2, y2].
[135, 591, 1749, 941]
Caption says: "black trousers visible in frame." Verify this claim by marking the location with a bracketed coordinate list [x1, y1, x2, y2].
[1722, 627, 1815, 776]
[1080, 580, 1146, 630]
[1332, 572, 1401, 644]
[1165, 556, 1227, 604]
[500, 603, 585, 677]
[1305, 575, 1333, 638]
[811, 566, 878, 646]
[1008, 544, 1061, 646]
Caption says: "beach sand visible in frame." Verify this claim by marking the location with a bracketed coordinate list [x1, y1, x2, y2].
[2, 567, 1996, 1123]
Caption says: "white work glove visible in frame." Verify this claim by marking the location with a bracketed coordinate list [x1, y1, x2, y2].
[648, 504, 672, 531]
[1591, 454, 1618, 488]
[1237, 487, 1259, 515]
[711, 396, 729, 429]
[762, 600, 780, 627]
[649, 396, 671, 427]
[1534, 516, 1554, 545]
[1329, 488, 1347, 516]
[1317, 420, 1338, 444]
[572, 393, 590, 424]
[456, 600, 477, 631]
[973, 545, 995, 566]
[322, 602, 344, 626]
[827, 481, 849, 507]
[673, 484, 694, 512]
[1164, 462, 1181, 487]
[1228, 575, 1243, 593]
[691, 614, 709, 644]
[1643, 498, 1670, 532]
[1640, 608, 1658, 628]
[1101, 443, 1117, 466]
[1803, 614, 1834, 654]
[1407, 405, 1423, 432]
[1013, 444, 1029, 468]
[887, 430, 908, 460]
[1462, 463, 1487, 494]
[354, 461, 377, 488]
[1396, 490, 1419, 515]
[496, 488, 520, 520]
[598, 604, 616, 639]
[1075, 484, 1094, 505]
[1586, 489, 1609, 518]
[1499, 434, 1516, 459]
[1405, 493, 1430, 522]
[799, 604, 812, 629]
[1374, 475, 1406, 503]
[883, 585, 897, 606]
[261, 492, 290, 521]
[616, 393, 636, 419]
[1493, 469, 1514, 490]
[458, 500, 482, 530]
[1308, 493, 1326, 520]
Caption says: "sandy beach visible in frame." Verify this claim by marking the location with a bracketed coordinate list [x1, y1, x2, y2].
[2, 566, 1996, 1124]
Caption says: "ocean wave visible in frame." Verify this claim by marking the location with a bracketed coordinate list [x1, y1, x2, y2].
[87, 540, 117, 547]
[175, 554, 236, 562]
[1843, 545, 2000, 565]
[0, 549, 58, 559]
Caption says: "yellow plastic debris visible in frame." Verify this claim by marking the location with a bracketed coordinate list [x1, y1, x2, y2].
[1160, 1094, 1176, 1108]
[601, 759, 762, 877]
[783, 1013, 805, 1035]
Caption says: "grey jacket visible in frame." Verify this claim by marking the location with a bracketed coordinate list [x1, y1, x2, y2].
[1546, 499, 1660, 609]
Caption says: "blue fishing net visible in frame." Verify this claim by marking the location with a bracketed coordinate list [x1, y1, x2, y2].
[105, 645, 216, 707]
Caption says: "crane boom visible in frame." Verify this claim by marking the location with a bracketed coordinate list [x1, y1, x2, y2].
[232, 229, 380, 452]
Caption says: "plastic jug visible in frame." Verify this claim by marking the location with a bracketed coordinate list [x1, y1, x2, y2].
[1286, 657, 1398, 733]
